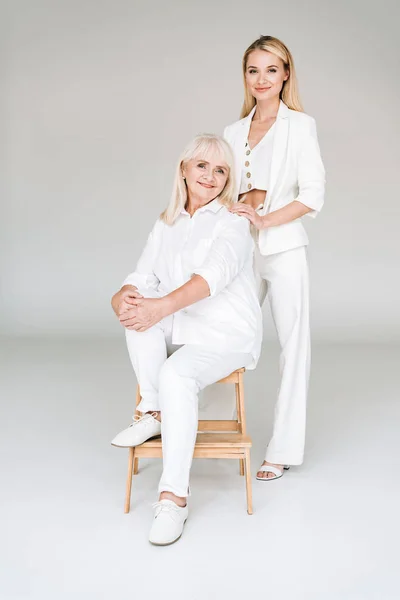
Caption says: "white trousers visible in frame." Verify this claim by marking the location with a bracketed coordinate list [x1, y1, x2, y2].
[255, 245, 310, 466]
[125, 312, 252, 498]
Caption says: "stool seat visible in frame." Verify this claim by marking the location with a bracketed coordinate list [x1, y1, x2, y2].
[121, 368, 253, 514]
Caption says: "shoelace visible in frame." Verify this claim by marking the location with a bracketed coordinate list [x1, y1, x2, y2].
[152, 501, 184, 522]
[129, 412, 158, 428]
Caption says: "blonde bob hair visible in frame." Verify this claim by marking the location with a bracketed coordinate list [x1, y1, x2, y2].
[241, 35, 303, 118]
[160, 134, 236, 225]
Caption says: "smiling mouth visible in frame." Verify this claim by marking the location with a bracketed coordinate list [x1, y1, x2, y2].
[255, 87, 271, 91]
[198, 182, 214, 189]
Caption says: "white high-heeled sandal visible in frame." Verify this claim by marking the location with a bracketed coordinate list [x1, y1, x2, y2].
[256, 465, 290, 481]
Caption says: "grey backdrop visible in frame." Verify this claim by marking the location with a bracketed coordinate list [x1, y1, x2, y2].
[1, 0, 399, 341]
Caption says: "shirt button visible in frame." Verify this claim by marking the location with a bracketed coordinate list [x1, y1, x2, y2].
[247, 183, 252, 190]
[246, 172, 251, 178]
[246, 150, 250, 156]
[245, 161, 250, 167]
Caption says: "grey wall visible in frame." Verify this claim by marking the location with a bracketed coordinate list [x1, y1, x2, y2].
[1, 0, 399, 341]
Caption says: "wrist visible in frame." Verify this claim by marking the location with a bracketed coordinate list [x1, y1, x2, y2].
[261, 214, 272, 229]
[160, 295, 174, 319]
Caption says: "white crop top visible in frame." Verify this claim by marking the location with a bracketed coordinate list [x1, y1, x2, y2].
[239, 123, 276, 195]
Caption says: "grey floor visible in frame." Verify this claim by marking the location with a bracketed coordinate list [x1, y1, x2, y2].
[1, 338, 399, 600]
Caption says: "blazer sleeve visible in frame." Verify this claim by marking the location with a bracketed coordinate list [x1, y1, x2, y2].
[122, 220, 162, 291]
[295, 118, 326, 218]
[193, 216, 253, 297]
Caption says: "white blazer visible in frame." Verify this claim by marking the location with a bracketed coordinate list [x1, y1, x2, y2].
[224, 100, 325, 256]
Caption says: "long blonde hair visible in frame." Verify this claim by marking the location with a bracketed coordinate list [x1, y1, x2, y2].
[160, 134, 236, 225]
[240, 35, 303, 118]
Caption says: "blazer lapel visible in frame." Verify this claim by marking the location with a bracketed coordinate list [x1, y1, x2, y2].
[267, 100, 290, 203]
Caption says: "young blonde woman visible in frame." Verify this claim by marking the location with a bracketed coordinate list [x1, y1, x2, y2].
[224, 35, 325, 481]
[111, 134, 262, 545]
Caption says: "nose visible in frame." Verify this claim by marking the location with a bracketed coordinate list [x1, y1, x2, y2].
[203, 167, 215, 182]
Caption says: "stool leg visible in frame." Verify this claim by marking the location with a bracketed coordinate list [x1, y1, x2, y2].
[132, 386, 141, 476]
[239, 458, 245, 476]
[124, 448, 135, 513]
[238, 374, 247, 434]
[244, 448, 253, 515]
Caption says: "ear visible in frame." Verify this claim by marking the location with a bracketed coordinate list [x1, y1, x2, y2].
[180, 161, 186, 179]
[284, 68, 290, 82]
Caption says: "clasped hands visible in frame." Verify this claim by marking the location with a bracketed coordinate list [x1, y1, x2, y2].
[111, 285, 166, 332]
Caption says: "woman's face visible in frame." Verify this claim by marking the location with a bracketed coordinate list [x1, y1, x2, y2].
[182, 151, 229, 205]
[245, 49, 288, 103]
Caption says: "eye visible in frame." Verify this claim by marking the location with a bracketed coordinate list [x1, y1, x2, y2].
[249, 69, 257, 74]
[268, 68, 277, 73]
[197, 163, 206, 169]
[216, 169, 225, 175]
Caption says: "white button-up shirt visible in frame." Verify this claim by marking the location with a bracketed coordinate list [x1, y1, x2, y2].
[123, 199, 262, 368]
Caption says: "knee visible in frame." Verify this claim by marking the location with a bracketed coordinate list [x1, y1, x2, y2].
[158, 359, 199, 398]
[159, 360, 178, 388]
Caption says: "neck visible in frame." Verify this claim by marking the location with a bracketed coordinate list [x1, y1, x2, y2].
[253, 96, 281, 122]
[186, 194, 215, 216]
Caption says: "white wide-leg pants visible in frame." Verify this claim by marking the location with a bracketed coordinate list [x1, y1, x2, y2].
[255, 245, 310, 466]
[125, 311, 252, 498]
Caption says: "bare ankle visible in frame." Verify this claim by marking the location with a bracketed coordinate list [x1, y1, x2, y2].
[159, 491, 186, 507]
[146, 410, 161, 422]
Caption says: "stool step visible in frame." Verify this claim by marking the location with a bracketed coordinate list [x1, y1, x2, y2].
[137, 432, 252, 449]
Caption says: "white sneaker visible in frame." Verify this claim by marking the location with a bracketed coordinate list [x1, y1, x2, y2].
[149, 500, 188, 546]
[111, 413, 161, 447]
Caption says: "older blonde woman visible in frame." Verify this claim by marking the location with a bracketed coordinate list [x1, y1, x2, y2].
[111, 134, 262, 546]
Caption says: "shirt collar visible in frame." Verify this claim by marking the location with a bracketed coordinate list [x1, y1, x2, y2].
[180, 198, 224, 216]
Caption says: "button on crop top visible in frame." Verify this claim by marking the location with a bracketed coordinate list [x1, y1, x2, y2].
[239, 123, 276, 195]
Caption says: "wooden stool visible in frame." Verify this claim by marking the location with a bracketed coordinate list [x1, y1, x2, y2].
[123, 368, 253, 515]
